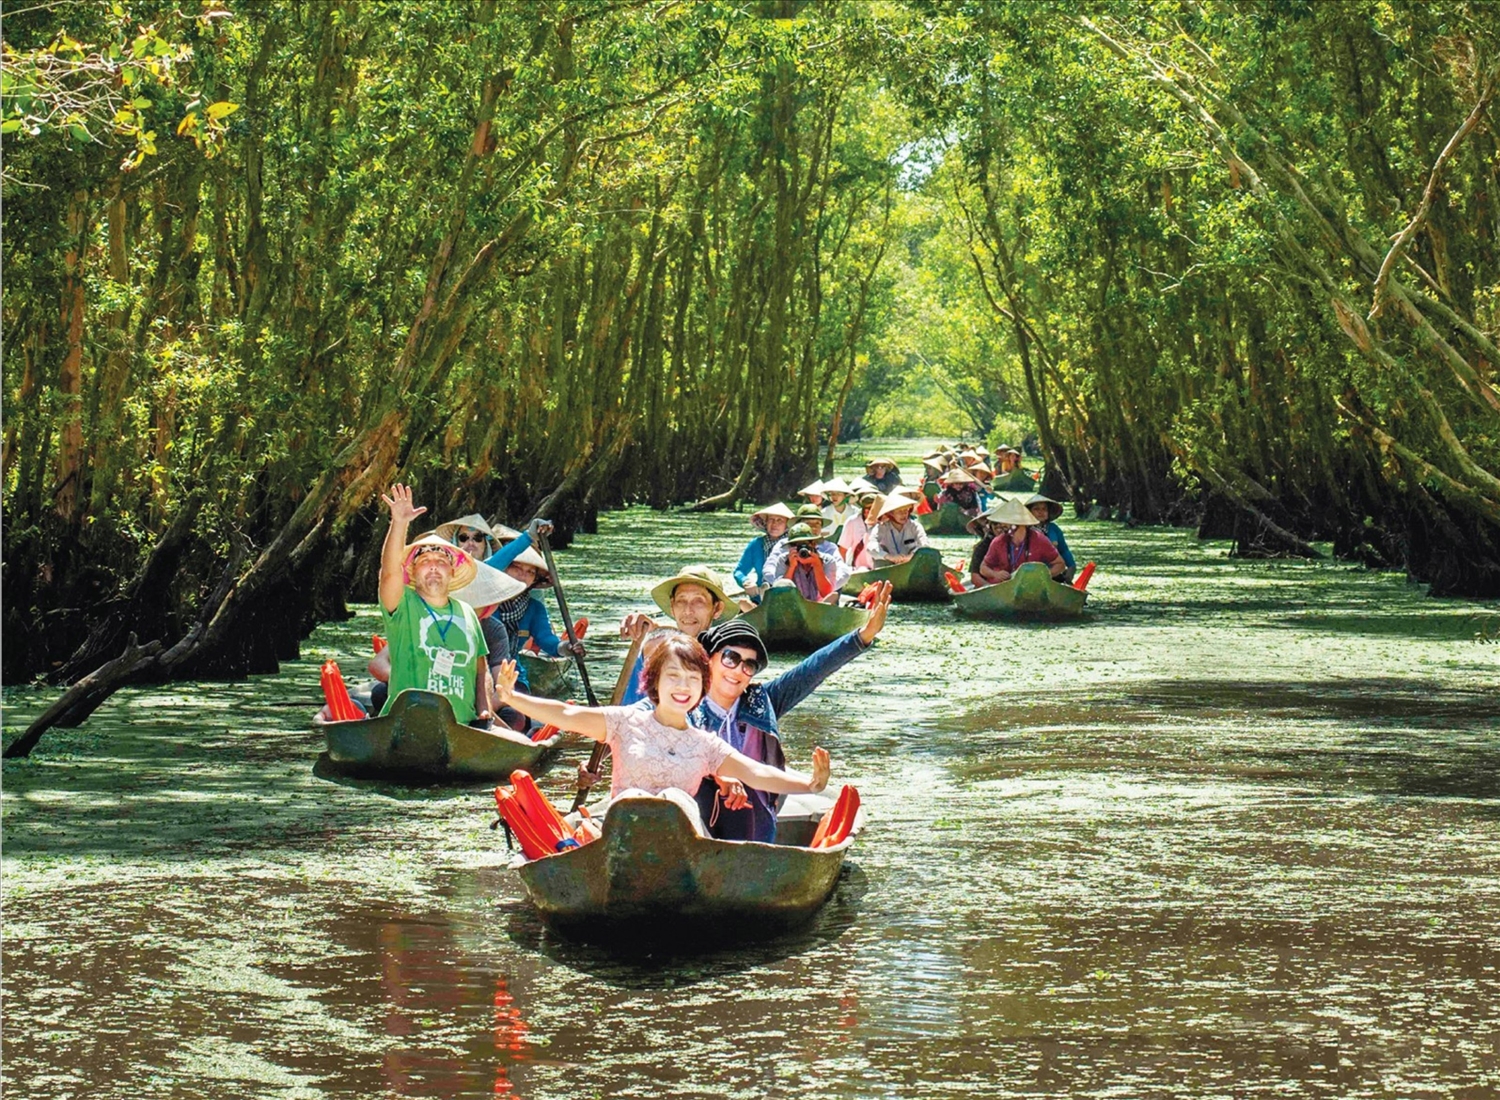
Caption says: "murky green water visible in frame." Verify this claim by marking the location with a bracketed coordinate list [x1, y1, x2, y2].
[5, 447, 1498, 1098]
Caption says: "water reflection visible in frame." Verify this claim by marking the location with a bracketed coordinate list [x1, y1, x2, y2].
[5, 439, 1500, 1097]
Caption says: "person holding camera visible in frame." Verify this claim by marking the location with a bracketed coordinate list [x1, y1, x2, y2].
[762, 523, 850, 603]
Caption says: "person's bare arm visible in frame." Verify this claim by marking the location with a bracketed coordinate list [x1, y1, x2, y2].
[493, 660, 607, 740]
[379, 484, 426, 613]
[1049, 557, 1066, 578]
[979, 561, 1009, 584]
[717, 746, 830, 794]
[475, 656, 493, 721]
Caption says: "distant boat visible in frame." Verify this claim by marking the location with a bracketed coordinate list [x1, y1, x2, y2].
[738, 585, 870, 650]
[840, 546, 950, 602]
[320, 689, 563, 781]
[517, 651, 576, 699]
[513, 794, 861, 944]
[917, 502, 973, 535]
[952, 561, 1087, 620]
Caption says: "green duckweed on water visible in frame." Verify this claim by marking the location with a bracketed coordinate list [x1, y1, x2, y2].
[5, 475, 1499, 1098]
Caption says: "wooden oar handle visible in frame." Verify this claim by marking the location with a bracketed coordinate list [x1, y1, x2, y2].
[535, 530, 600, 708]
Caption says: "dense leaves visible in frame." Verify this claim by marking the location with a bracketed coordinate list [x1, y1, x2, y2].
[4, 0, 1497, 705]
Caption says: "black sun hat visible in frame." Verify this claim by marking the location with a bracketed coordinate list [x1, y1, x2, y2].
[698, 618, 769, 669]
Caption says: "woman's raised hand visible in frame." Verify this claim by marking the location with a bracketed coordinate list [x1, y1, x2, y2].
[808, 747, 830, 793]
[492, 659, 518, 704]
[857, 581, 894, 645]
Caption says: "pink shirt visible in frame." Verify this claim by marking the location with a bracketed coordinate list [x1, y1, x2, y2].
[602, 706, 734, 798]
[839, 514, 874, 569]
[982, 529, 1060, 573]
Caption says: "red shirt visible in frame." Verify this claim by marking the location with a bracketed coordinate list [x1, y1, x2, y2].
[982, 529, 1060, 573]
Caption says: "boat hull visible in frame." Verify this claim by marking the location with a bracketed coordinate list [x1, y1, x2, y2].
[917, 502, 974, 536]
[322, 689, 562, 781]
[518, 651, 576, 699]
[840, 546, 951, 602]
[952, 561, 1087, 619]
[515, 796, 855, 943]
[738, 586, 869, 651]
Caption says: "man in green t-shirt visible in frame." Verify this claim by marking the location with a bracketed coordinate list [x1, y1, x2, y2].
[379, 484, 492, 726]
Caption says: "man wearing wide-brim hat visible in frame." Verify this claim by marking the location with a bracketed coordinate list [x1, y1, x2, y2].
[377, 484, 494, 726]
[612, 565, 735, 708]
[864, 456, 902, 495]
[976, 497, 1065, 585]
[763, 521, 850, 603]
[618, 565, 733, 648]
[866, 492, 931, 566]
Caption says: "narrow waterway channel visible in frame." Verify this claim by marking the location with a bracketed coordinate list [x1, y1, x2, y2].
[4, 496, 1497, 1098]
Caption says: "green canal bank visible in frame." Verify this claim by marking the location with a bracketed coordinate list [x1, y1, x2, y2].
[4, 499, 1497, 1098]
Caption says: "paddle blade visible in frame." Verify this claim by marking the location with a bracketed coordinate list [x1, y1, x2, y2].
[320, 660, 362, 721]
[811, 785, 861, 849]
[944, 570, 967, 594]
[371, 635, 388, 654]
[572, 617, 588, 639]
[1073, 562, 1096, 591]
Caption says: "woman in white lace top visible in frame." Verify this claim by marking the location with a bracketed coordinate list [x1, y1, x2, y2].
[492, 634, 830, 835]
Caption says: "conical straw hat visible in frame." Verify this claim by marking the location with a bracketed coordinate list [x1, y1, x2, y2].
[451, 559, 528, 608]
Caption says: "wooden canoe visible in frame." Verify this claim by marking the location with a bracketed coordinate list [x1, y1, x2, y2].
[514, 794, 860, 944]
[737, 585, 870, 651]
[917, 501, 974, 536]
[517, 651, 576, 700]
[321, 689, 563, 781]
[839, 546, 951, 602]
[952, 561, 1087, 620]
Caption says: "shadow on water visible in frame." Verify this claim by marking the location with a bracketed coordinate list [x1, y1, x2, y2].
[497, 864, 870, 984]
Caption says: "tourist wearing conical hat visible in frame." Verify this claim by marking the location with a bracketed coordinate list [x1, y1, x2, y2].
[864, 456, 902, 495]
[838, 487, 881, 570]
[819, 477, 857, 530]
[734, 502, 795, 601]
[796, 480, 827, 510]
[763, 519, 850, 601]
[436, 513, 503, 558]
[477, 518, 576, 698]
[865, 492, 930, 566]
[935, 466, 984, 516]
[991, 445, 1035, 492]
[376, 484, 493, 727]
[977, 498, 1065, 585]
[1023, 492, 1076, 582]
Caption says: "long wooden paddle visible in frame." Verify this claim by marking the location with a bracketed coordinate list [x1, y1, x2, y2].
[534, 530, 599, 708]
[570, 633, 643, 811]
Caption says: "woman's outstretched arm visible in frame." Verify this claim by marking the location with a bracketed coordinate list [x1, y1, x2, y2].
[717, 746, 830, 795]
[493, 660, 607, 741]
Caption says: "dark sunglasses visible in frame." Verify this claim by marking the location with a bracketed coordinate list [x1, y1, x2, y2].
[716, 649, 763, 676]
[455, 531, 487, 544]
